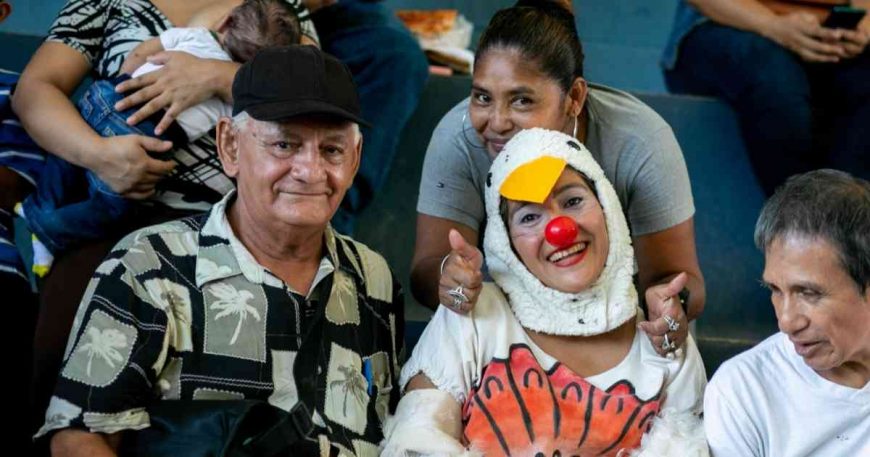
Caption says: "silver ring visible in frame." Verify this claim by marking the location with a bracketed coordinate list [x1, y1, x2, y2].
[439, 254, 451, 276]
[450, 296, 464, 310]
[662, 334, 676, 352]
[447, 285, 469, 304]
[663, 315, 680, 333]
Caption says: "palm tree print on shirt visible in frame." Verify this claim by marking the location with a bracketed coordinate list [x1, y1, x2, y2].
[208, 282, 261, 345]
[77, 326, 128, 377]
[330, 365, 369, 416]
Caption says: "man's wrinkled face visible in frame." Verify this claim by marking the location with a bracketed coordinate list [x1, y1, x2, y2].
[762, 235, 870, 382]
[221, 116, 361, 230]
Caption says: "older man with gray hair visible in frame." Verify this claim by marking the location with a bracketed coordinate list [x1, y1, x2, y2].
[37, 45, 404, 457]
[704, 169, 870, 456]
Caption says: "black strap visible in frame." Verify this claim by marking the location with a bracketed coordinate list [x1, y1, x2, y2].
[232, 402, 314, 457]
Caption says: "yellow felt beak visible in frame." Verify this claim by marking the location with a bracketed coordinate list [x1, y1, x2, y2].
[499, 156, 567, 204]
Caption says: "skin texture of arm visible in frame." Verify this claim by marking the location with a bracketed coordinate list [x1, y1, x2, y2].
[634, 218, 705, 355]
[11, 42, 175, 198]
[51, 429, 121, 457]
[635, 218, 705, 321]
[410, 214, 481, 311]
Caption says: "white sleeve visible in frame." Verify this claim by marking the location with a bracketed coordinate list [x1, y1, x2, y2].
[381, 389, 480, 457]
[662, 333, 707, 414]
[399, 304, 479, 404]
[704, 371, 763, 457]
[631, 334, 709, 456]
[158, 27, 188, 51]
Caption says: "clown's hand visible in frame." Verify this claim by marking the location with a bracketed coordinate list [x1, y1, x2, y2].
[638, 273, 690, 357]
[438, 229, 484, 314]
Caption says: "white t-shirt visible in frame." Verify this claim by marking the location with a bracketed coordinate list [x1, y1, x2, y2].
[705, 332, 870, 456]
[132, 27, 233, 141]
[400, 283, 707, 455]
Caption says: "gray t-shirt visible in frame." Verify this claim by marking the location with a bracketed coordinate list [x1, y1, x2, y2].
[417, 83, 694, 236]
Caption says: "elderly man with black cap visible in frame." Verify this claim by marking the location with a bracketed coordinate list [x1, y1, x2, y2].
[36, 45, 404, 457]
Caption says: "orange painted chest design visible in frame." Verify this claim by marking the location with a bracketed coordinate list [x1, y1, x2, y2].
[462, 344, 661, 456]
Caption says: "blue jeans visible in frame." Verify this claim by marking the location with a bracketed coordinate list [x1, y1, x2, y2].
[312, 0, 429, 235]
[21, 78, 181, 254]
[665, 23, 870, 195]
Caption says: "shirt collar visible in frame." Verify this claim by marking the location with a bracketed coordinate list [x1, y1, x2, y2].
[195, 190, 340, 295]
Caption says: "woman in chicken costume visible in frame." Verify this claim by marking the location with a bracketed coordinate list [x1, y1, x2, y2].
[383, 129, 708, 456]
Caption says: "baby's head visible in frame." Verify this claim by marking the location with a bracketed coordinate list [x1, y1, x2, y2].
[220, 0, 302, 62]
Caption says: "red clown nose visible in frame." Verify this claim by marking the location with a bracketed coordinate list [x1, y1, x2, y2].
[545, 216, 578, 248]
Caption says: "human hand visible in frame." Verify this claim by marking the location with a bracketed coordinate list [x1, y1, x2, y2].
[766, 12, 847, 62]
[114, 52, 235, 135]
[638, 272, 690, 357]
[91, 135, 176, 199]
[438, 229, 484, 314]
[838, 23, 870, 58]
[119, 38, 161, 75]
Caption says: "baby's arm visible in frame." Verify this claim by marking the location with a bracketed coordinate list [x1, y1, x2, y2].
[120, 38, 165, 75]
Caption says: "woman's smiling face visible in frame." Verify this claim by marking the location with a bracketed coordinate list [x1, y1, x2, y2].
[469, 47, 574, 158]
[507, 168, 608, 293]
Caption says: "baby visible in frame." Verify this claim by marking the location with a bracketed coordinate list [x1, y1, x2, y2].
[18, 0, 302, 276]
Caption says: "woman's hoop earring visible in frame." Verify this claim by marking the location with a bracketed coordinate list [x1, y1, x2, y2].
[572, 115, 578, 139]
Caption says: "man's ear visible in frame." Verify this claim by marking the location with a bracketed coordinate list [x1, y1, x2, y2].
[216, 117, 240, 177]
[351, 133, 363, 177]
[567, 76, 588, 117]
[0, 3, 12, 23]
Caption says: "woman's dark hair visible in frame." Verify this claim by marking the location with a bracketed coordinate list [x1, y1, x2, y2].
[476, 0, 584, 92]
[223, 0, 302, 63]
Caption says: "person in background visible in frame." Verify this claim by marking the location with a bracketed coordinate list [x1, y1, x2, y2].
[16, 0, 301, 276]
[299, 0, 429, 235]
[704, 169, 870, 456]
[0, 1, 45, 452]
[663, 0, 870, 195]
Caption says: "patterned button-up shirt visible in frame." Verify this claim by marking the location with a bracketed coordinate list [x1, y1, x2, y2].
[38, 192, 404, 456]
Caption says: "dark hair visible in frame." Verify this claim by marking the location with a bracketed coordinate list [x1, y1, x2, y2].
[222, 0, 302, 63]
[754, 169, 870, 292]
[476, 0, 584, 92]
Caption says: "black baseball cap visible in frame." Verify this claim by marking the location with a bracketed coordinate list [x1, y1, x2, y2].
[232, 45, 369, 127]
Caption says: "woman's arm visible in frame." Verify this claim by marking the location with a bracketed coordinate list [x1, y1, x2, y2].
[635, 218, 705, 321]
[688, 0, 846, 62]
[410, 214, 482, 311]
[11, 43, 175, 198]
[634, 218, 704, 356]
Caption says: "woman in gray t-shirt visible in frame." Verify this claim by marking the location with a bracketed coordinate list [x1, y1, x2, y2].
[411, 0, 704, 356]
